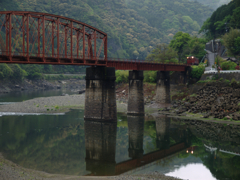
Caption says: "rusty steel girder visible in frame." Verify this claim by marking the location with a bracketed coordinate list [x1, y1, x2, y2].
[0, 11, 190, 71]
[0, 11, 107, 65]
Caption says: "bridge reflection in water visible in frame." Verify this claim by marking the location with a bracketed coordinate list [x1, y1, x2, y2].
[84, 116, 190, 176]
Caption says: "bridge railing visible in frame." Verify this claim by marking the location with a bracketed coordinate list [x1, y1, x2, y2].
[107, 57, 188, 65]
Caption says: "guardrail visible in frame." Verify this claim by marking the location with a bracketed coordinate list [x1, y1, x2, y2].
[204, 70, 240, 74]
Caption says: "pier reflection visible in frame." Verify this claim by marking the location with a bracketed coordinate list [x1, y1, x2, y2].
[84, 115, 188, 176]
[155, 115, 171, 150]
[84, 120, 117, 175]
[128, 115, 144, 158]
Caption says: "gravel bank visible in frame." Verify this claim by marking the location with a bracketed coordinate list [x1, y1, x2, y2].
[0, 94, 129, 114]
[0, 94, 85, 113]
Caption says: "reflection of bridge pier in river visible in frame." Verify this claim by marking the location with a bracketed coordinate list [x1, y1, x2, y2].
[155, 116, 171, 150]
[84, 120, 117, 175]
[127, 115, 145, 158]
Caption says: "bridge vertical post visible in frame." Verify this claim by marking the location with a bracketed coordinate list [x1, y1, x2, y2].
[70, 21, 73, 61]
[83, 26, 85, 62]
[77, 31, 79, 59]
[22, 16, 25, 56]
[26, 14, 29, 62]
[42, 16, 45, 60]
[127, 70, 144, 115]
[52, 20, 55, 57]
[85, 120, 117, 175]
[64, 26, 67, 58]
[5, 14, 8, 56]
[94, 30, 96, 60]
[9, 13, 12, 61]
[38, 18, 40, 57]
[156, 71, 171, 104]
[128, 115, 144, 158]
[57, 18, 60, 61]
[104, 36, 107, 61]
[84, 66, 117, 121]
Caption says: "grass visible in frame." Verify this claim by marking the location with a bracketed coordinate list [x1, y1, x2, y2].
[36, 104, 39, 107]
[190, 93, 197, 97]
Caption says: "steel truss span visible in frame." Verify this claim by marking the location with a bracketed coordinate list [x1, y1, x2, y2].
[0, 11, 189, 71]
[0, 11, 107, 66]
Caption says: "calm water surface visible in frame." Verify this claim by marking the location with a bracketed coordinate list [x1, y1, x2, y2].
[0, 91, 240, 180]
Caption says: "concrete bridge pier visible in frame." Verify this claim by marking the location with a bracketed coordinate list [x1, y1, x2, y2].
[180, 67, 191, 85]
[128, 70, 144, 115]
[84, 66, 117, 121]
[156, 71, 171, 104]
[127, 115, 145, 158]
[85, 120, 117, 175]
[155, 116, 171, 149]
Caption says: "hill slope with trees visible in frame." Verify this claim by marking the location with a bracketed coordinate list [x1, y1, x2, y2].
[0, 0, 212, 59]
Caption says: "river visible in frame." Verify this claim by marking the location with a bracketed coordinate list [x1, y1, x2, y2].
[0, 90, 240, 180]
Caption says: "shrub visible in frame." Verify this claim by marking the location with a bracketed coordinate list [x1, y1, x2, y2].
[115, 70, 128, 84]
[144, 71, 157, 83]
[0, 64, 13, 79]
[231, 78, 237, 84]
[191, 64, 205, 79]
[221, 61, 237, 70]
[8, 64, 27, 81]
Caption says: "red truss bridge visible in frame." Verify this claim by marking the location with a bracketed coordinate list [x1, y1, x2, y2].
[0, 11, 190, 72]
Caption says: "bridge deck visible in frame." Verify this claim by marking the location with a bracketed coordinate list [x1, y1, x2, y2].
[0, 55, 189, 71]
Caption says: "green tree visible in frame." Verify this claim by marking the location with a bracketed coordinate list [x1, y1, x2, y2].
[146, 43, 178, 63]
[169, 32, 191, 62]
[8, 64, 27, 81]
[222, 28, 240, 59]
[0, 64, 13, 79]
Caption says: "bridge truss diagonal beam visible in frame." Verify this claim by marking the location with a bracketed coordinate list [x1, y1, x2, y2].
[0, 11, 107, 65]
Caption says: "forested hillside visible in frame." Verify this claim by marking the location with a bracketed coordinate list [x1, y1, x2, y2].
[200, 0, 240, 39]
[193, 0, 231, 9]
[0, 0, 212, 59]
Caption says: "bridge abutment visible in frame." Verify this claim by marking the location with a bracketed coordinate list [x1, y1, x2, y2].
[127, 115, 145, 158]
[156, 71, 171, 104]
[84, 66, 117, 121]
[127, 70, 144, 115]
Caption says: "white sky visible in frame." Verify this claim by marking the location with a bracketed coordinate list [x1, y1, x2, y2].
[165, 163, 216, 180]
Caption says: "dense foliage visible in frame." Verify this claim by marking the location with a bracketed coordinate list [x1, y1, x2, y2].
[221, 61, 237, 70]
[115, 70, 157, 84]
[115, 70, 128, 84]
[191, 64, 205, 79]
[200, 0, 240, 39]
[222, 28, 240, 58]
[147, 32, 208, 63]
[146, 44, 178, 63]
[193, 0, 231, 9]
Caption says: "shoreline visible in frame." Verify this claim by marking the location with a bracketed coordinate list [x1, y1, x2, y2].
[1, 93, 240, 125]
[0, 151, 180, 180]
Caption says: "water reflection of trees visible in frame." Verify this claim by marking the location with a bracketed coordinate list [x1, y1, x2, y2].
[184, 120, 240, 180]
